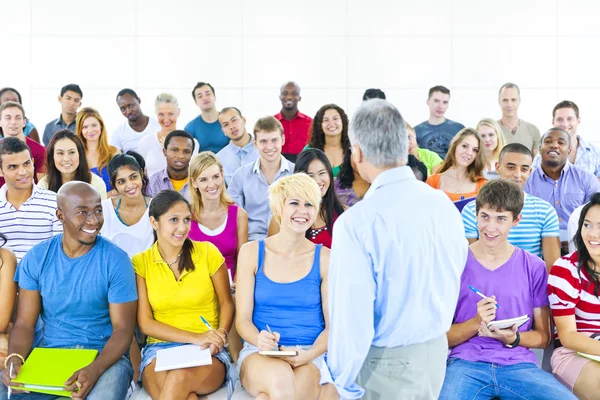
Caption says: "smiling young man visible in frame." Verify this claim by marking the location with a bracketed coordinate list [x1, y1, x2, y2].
[274, 81, 312, 161]
[462, 143, 560, 271]
[42, 84, 83, 146]
[440, 180, 575, 400]
[110, 88, 161, 153]
[530, 101, 600, 179]
[1, 181, 137, 399]
[216, 107, 259, 186]
[147, 130, 194, 199]
[414, 85, 465, 159]
[0, 138, 61, 262]
[185, 82, 229, 154]
[524, 128, 600, 253]
[228, 116, 294, 241]
[497, 82, 541, 157]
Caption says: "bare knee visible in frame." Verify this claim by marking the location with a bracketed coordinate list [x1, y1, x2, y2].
[163, 369, 194, 389]
[265, 367, 295, 400]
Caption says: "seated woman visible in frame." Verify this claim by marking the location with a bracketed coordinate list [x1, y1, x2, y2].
[306, 104, 350, 177]
[75, 107, 120, 192]
[477, 118, 506, 180]
[426, 127, 487, 208]
[0, 87, 40, 142]
[0, 233, 16, 366]
[137, 93, 199, 177]
[187, 152, 248, 281]
[268, 148, 345, 248]
[406, 122, 443, 175]
[236, 173, 335, 400]
[548, 193, 600, 398]
[132, 190, 235, 399]
[333, 149, 370, 207]
[37, 129, 107, 199]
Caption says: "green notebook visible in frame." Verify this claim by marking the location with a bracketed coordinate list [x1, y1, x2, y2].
[11, 348, 98, 397]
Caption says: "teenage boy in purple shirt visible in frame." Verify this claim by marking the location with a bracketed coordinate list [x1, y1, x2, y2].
[439, 180, 575, 400]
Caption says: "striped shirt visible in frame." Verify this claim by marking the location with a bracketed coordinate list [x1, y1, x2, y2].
[461, 193, 559, 258]
[548, 252, 600, 333]
[0, 184, 63, 261]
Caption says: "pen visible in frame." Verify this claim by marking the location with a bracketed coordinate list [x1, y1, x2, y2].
[200, 316, 213, 330]
[266, 324, 280, 350]
[468, 286, 500, 308]
[7, 362, 12, 399]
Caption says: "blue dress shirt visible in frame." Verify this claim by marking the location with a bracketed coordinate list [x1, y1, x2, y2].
[228, 156, 294, 241]
[326, 166, 468, 399]
[216, 139, 260, 186]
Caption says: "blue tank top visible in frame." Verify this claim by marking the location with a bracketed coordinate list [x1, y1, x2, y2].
[252, 240, 325, 346]
[91, 166, 111, 191]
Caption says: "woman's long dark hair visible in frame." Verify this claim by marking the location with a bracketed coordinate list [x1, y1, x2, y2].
[108, 153, 148, 197]
[149, 190, 195, 273]
[45, 130, 92, 193]
[574, 193, 600, 296]
[126, 150, 149, 196]
[308, 104, 350, 156]
[295, 149, 344, 234]
[337, 149, 355, 189]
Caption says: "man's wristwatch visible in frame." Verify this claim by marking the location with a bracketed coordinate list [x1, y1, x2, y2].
[503, 331, 520, 348]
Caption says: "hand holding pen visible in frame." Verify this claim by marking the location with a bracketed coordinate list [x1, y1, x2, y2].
[198, 316, 226, 354]
[257, 324, 281, 351]
[469, 286, 499, 325]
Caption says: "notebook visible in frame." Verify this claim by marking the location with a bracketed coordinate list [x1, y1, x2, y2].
[259, 350, 299, 357]
[11, 347, 98, 397]
[487, 314, 530, 330]
[155, 344, 212, 372]
[577, 352, 600, 362]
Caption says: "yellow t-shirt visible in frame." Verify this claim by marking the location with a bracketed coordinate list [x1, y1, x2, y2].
[170, 178, 188, 193]
[132, 241, 225, 344]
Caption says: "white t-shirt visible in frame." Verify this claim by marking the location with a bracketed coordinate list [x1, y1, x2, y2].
[137, 132, 200, 177]
[100, 197, 154, 258]
[37, 173, 108, 199]
[110, 118, 161, 154]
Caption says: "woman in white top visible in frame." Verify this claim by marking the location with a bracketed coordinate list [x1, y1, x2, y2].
[137, 93, 199, 177]
[37, 129, 107, 198]
[477, 118, 506, 180]
[101, 154, 153, 258]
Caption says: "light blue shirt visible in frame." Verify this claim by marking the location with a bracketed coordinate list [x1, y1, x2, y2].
[532, 135, 600, 178]
[326, 166, 468, 399]
[216, 138, 260, 186]
[461, 193, 559, 258]
[228, 155, 294, 241]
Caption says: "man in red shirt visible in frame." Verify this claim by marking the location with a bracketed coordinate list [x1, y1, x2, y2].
[274, 81, 312, 162]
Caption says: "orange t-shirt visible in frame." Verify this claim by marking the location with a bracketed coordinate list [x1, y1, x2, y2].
[426, 174, 487, 202]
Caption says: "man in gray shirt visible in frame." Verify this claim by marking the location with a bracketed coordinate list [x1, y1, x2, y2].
[42, 84, 82, 146]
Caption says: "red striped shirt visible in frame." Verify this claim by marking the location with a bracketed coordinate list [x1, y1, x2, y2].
[548, 252, 600, 333]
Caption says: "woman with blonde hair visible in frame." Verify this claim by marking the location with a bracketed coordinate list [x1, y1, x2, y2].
[477, 118, 506, 180]
[236, 173, 337, 400]
[426, 128, 487, 208]
[137, 93, 199, 177]
[75, 107, 120, 191]
[188, 151, 248, 280]
[406, 122, 443, 175]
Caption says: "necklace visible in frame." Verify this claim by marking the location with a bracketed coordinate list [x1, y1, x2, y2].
[159, 249, 182, 268]
[309, 226, 327, 240]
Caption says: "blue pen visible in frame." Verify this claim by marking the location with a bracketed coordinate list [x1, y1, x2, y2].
[200, 316, 213, 330]
[468, 286, 500, 308]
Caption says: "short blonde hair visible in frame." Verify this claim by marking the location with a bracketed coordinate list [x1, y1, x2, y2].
[476, 118, 506, 162]
[188, 152, 233, 218]
[269, 173, 322, 224]
[254, 116, 283, 138]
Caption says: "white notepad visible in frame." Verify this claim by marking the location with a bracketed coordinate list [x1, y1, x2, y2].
[487, 314, 530, 330]
[155, 344, 213, 372]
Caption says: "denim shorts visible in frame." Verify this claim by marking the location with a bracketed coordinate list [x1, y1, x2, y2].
[140, 341, 237, 397]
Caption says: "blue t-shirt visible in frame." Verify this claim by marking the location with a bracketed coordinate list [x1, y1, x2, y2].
[184, 115, 229, 154]
[15, 235, 137, 351]
[415, 118, 465, 159]
[91, 166, 111, 192]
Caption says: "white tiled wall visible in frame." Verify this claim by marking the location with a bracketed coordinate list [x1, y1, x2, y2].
[1, 0, 599, 143]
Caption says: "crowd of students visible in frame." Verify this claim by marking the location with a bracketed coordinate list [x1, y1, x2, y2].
[0, 80, 599, 400]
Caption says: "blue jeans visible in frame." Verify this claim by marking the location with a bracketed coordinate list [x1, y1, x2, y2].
[439, 358, 576, 400]
[0, 354, 133, 400]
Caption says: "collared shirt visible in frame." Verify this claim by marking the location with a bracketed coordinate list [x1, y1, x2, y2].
[228, 155, 294, 240]
[43, 114, 76, 146]
[0, 184, 63, 261]
[147, 168, 191, 199]
[531, 135, 600, 178]
[461, 193, 559, 258]
[216, 138, 260, 186]
[326, 167, 468, 399]
[524, 163, 600, 231]
[275, 111, 312, 155]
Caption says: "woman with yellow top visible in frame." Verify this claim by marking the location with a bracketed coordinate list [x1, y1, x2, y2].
[406, 122, 443, 175]
[132, 190, 235, 399]
[477, 118, 506, 180]
[426, 128, 487, 209]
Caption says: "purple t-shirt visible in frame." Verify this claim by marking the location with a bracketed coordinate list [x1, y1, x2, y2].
[449, 247, 549, 365]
